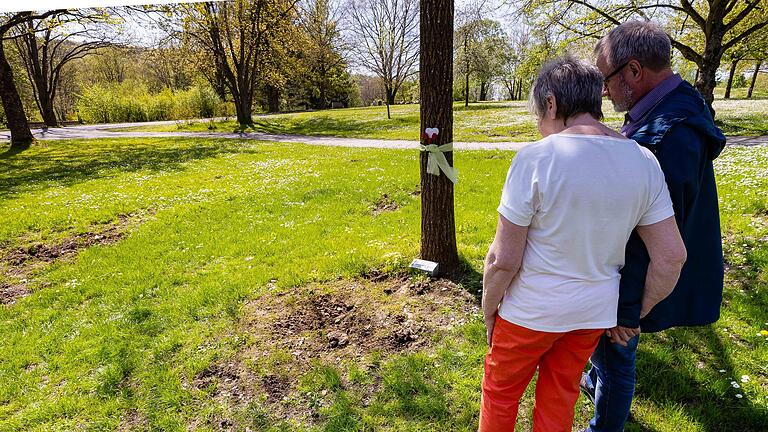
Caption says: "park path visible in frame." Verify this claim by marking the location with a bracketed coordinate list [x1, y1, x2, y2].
[1, 120, 767, 150]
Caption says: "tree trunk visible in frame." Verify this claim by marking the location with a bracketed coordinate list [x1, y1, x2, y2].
[694, 68, 700, 84]
[516, 78, 523, 100]
[266, 85, 280, 113]
[234, 93, 252, 125]
[0, 43, 33, 149]
[39, 94, 58, 127]
[419, 0, 458, 275]
[747, 61, 761, 99]
[509, 79, 515, 100]
[464, 71, 469, 107]
[479, 81, 487, 101]
[386, 88, 396, 105]
[724, 59, 738, 99]
[694, 37, 724, 117]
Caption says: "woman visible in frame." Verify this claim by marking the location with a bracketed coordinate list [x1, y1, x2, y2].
[479, 56, 685, 431]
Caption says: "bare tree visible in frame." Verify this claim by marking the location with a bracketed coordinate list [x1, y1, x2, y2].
[0, 10, 65, 149]
[347, 0, 419, 119]
[13, 9, 116, 127]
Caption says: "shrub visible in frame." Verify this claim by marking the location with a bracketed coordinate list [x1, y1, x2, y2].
[76, 81, 229, 124]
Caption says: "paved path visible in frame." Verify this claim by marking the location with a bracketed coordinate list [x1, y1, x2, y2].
[1, 121, 766, 151]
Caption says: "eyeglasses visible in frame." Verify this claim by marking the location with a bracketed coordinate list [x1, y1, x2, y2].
[603, 61, 631, 87]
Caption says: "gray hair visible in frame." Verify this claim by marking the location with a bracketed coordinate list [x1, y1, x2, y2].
[528, 55, 604, 122]
[595, 20, 671, 72]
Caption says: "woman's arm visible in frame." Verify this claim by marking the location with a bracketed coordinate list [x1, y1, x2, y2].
[483, 215, 529, 345]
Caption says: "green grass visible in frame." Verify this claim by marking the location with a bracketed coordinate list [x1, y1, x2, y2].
[1, 138, 767, 431]
[115, 98, 768, 141]
[112, 102, 624, 142]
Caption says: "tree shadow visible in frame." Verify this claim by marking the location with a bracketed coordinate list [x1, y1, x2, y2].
[0, 139, 262, 200]
[631, 325, 768, 431]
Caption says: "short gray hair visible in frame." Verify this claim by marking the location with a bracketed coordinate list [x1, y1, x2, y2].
[595, 20, 671, 72]
[529, 55, 604, 122]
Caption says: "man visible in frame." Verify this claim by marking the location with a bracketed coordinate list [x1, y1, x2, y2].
[582, 21, 726, 431]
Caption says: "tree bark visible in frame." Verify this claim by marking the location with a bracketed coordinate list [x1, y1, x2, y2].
[479, 81, 487, 101]
[234, 93, 253, 125]
[0, 42, 33, 148]
[725, 59, 738, 99]
[419, 0, 458, 275]
[266, 85, 280, 113]
[747, 61, 761, 99]
[464, 70, 469, 107]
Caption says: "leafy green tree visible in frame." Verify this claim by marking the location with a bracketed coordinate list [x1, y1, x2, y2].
[524, 0, 768, 114]
[182, 0, 300, 125]
[299, 0, 354, 109]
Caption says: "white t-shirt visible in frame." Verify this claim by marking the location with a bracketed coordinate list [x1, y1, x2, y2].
[497, 133, 674, 332]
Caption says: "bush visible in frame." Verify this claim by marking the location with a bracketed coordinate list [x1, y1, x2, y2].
[76, 81, 229, 124]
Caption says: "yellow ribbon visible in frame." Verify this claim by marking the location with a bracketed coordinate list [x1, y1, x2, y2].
[420, 143, 458, 184]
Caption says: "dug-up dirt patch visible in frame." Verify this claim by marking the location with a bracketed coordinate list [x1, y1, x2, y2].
[191, 275, 479, 427]
[0, 213, 144, 305]
[371, 193, 400, 214]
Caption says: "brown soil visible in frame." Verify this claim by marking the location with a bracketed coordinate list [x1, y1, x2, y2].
[193, 275, 479, 428]
[0, 213, 142, 306]
[371, 194, 399, 214]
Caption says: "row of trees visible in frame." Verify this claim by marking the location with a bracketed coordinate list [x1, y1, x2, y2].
[4, 0, 768, 150]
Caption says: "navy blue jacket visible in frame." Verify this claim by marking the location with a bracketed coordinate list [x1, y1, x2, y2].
[618, 81, 726, 332]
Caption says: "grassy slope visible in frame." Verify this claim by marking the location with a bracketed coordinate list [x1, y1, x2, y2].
[114, 98, 768, 142]
[0, 138, 766, 431]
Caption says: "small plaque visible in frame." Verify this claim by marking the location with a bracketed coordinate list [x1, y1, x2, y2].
[409, 259, 439, 277]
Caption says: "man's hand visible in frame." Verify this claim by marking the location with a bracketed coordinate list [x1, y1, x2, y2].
[485, 315, 496, 347]
[606, 326, 640, 346]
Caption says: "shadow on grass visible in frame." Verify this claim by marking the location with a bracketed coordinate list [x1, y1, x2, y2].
[632, 325, 768, 431]
[715, 118, 768, 136]
[229, 115, 417, 137]
[0, 139, 261, 200]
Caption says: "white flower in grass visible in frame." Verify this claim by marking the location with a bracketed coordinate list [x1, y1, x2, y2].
[732, 383, 741, 389]
[719, 369, 726, 373]
[741, 375, 750, 383]
[735, 394, 743, 399]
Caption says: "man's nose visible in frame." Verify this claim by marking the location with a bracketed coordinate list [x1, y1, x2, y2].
[602, 86, 610, 97]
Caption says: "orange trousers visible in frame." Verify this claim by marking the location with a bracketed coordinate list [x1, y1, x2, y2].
[479, 316, 603, 432]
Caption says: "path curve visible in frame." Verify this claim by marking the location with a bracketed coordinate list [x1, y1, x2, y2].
[1, 121, 766, 150]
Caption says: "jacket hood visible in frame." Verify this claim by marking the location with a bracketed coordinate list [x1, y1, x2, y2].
[630, 81, 726, 160]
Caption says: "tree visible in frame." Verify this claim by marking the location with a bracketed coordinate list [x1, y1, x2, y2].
[525, 0, 768, 114]
[12, 10, 115, 126]
[348, 0, 419, 119]
[420, 0, 458, 274]
[299, 0, 353, 109]
[0, 10, 65, 149]
[182, 0, 300, 125]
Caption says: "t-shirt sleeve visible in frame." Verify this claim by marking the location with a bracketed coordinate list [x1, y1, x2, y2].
[638, 156, 675, 226]
[497, 151, 538, 226]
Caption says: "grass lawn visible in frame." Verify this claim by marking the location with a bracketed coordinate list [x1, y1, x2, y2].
[0, 137, 767, 431]
[114, 98, 768, 142]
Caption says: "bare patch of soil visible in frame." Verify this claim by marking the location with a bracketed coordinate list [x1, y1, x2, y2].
[0, 212, 146, 305]
[194, 276, 478, 428]
[0, 282, 28, 306]
[371, 194, 399, 214]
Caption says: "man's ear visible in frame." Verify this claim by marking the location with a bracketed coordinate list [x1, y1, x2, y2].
[627, 59, 643, 82]
[546, 94, 558, 120]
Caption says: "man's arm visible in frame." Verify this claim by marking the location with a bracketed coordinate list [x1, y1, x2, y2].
[636, 216, 687, 317]
[483, 215, 528, 346]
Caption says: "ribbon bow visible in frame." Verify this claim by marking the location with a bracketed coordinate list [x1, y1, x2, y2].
[420, 127, 458, 184]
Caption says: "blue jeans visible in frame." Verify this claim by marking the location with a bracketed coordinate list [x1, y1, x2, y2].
[584, 333, 639, 432]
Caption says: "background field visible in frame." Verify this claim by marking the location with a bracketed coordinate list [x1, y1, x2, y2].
[1, 136, 766, 431]
[114, 99, 768, 142]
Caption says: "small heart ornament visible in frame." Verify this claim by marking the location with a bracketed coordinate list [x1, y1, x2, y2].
[425, 127, 439, 139]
